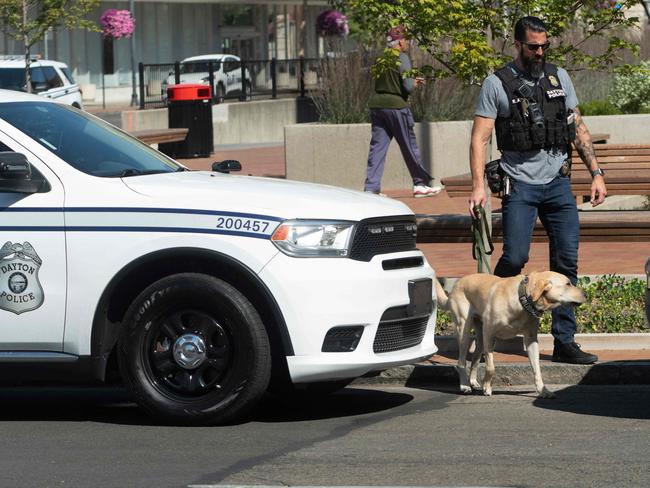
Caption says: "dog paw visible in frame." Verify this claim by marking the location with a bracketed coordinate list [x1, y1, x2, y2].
[470, 380, 482, 390]
[538, 387, 555, 399]
[482, 387, 492, 396]
[459, 385, 472, 394]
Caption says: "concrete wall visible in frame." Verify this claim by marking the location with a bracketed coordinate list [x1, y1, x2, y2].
[122, 97, 315, 145]
[285, 114, 650, 191]
[285, 121, 473, 191]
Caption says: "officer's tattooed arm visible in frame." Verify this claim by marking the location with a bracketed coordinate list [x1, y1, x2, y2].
[574, 107, 607, 206]
[573, 107, 598, 170]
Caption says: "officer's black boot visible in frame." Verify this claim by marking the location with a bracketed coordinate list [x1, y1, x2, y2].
[552, 342, 598, 365]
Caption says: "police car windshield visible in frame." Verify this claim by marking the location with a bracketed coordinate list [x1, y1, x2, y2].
[0, 101, 182, 177]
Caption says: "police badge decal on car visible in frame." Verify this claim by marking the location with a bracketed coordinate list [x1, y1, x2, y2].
[0, 241, 44, 314]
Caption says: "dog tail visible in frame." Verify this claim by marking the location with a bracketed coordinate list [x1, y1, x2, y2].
[435, 279, 449, 310]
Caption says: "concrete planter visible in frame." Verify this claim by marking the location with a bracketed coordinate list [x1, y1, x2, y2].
[285, 121, 473, 191]
[285, 114, 650, 190]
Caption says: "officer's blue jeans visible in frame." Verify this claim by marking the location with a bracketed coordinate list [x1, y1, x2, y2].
[494, 174, 579, 345]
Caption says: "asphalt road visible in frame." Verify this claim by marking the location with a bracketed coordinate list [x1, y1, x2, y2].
[0, 384, 648, 488]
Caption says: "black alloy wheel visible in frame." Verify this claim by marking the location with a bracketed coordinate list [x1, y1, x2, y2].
[118, 273, 271, 425]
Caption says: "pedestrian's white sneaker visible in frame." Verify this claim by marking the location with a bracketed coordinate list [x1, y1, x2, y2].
[413, 184, 442, 198]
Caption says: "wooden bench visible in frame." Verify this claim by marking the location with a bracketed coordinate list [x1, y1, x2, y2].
[130, 128, 189, 145]
[442, 143, 650, 199]
[416, 210, 650, 243]
[433, 143, 650, 248]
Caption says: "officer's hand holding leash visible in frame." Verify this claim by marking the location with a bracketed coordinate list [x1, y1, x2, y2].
[469, 185, 488, 219]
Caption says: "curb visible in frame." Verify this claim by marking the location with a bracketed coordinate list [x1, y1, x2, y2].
[434, 333, 650, 353]
[352, 361, 650, 388]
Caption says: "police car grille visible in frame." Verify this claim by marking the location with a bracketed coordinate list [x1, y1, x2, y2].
[350, 216, 417, 261]
[373, 315, 428, 353]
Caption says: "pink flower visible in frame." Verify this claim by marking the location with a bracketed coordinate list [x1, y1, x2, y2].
[100, 9, 136, 39]
[316, 10, 349, 37]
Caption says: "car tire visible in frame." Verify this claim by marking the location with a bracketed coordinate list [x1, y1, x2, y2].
[118, 273, 271, 425]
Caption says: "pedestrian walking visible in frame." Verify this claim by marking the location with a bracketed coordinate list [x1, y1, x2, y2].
[365, 25, 441, 198]
[468, 16, 607, 364]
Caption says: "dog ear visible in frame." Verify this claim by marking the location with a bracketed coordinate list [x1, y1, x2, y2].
[530, 279, 552, 303]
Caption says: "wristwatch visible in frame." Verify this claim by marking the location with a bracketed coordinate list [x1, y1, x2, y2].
[590, 168, 605, 178]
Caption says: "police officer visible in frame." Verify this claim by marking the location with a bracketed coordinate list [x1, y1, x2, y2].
[469, 16, 607, 364]
[365, 25, 441, 198]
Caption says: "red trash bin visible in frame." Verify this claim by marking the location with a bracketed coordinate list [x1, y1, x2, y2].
[159, 84, 213, 158]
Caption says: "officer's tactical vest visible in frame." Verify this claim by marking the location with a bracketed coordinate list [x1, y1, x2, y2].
[494, 63, 575, 152]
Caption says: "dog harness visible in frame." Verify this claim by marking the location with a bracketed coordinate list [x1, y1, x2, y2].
[518, 276, 544, 318]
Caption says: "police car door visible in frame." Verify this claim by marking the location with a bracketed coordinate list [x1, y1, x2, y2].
[0, 135, 66, 351]
[32, 66, 69, 104]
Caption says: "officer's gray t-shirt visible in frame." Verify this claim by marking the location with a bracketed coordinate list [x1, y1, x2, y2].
[475, 62, 578, 184]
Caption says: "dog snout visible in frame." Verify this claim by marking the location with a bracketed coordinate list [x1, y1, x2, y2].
[570, 286, 587, 305]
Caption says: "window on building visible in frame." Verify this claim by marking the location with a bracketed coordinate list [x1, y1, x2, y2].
[223, 5, 253, 26]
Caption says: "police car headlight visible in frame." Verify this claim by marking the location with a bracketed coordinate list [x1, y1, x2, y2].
[271, 220, 354, 257]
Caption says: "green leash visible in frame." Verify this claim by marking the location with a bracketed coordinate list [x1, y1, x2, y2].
[471, 204, 494, 274]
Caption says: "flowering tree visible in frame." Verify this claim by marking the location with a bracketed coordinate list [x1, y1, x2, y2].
[100, 9, 135, 39]
[0, 0, 99, 93]
[337, 0, 641, 85]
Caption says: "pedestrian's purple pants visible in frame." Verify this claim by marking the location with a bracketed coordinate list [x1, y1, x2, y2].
[364, 107, 431, 193]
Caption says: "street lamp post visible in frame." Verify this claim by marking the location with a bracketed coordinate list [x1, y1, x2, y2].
[129, 0, 137, 106]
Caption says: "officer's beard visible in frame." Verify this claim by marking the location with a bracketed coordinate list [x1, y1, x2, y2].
[520, 48, 545, 79]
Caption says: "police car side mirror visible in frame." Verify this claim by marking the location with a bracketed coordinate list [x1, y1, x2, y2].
[0, 152, 48, 194]
[212, 159, 242, 174]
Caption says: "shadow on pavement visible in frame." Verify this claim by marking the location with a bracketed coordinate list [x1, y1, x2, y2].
[533, 384, 650, 420]
[0, 386, 153, 425]
[252, 387, 414, 423]
[0, 385, 414, 425]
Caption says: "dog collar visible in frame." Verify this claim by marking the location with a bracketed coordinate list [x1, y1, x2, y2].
[518, 276, 544, 318]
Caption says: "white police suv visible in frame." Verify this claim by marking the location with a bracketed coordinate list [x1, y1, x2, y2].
[0, 57, 83, 108]
[0, 90, 438, 424]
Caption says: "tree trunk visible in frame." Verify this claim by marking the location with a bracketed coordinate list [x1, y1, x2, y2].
[23, 0, 31, 94]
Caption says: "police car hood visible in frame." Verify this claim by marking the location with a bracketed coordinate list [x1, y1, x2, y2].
[121, 171, 413, 220]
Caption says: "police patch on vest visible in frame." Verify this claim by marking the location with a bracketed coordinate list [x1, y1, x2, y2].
[548, 75, 559, 87]
[546, 89, 566, 99]
[0, 241, 44, 315]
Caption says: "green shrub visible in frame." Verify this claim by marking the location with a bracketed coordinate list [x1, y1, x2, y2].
[436, 274, 647, 335]
[309, 47, 373, 124]
[609, 61, 650, 114]
[409, 78, 479, 122]
[579, 99, 622, 116]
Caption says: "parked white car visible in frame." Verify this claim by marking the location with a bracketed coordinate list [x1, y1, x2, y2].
[0, 89, 438, 425]
[0, 57, 83, 108]
[163, 54, 251, 102]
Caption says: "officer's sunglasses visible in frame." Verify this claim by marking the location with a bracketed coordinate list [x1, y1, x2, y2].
[522, 41, 551, 51]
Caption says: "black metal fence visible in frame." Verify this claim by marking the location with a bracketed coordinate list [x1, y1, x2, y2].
[139, 57, 321, 110]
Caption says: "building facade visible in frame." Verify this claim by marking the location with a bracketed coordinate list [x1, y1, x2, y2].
[0, 0, 328, 98]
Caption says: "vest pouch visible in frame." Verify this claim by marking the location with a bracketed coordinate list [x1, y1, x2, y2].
[530, 123, 546, 147]
[510, 124, 532, 149]
[567, 120, 576, 141]
[485, 159, 505, 195]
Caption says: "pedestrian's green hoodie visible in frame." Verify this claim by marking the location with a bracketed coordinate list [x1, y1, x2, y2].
[368, 53, 413, 109]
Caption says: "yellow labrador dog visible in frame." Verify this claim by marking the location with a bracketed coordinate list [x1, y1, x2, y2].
[435, 271, 586, 398]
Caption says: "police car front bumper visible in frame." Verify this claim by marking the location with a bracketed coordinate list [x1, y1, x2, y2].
[258, 250, 438, 383]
